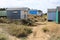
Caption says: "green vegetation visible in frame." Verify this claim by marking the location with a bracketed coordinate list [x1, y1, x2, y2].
[7, 25, 32, 38]
[21, 19, 36, 26]
[0, 18, 7, 23]
[0, 18, 36, 26]
[42, 27, 49, 33]
[49, 34, 60, 40]
[21, 37, 27, 40]
[0, 33, 8, 40]
[0, 8, 6, 11]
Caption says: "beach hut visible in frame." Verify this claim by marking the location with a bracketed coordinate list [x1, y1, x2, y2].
[29, 9, 37, 15]
[0, 8, 7, 18]
[47, 9, 56, 21]
[56, 7, 60, 23]
[0, 11, 7, 18]
[29, 9, 42, 16]
[6, 8, 29, 19]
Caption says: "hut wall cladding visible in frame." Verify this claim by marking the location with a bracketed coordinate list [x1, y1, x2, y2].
[58, 11, 60, 23]
[7, 10, 21, 19]
[0, 11, 7, 17]
[29, 10, 38, 15]
[21, 10, 28, 19]
[48, 11, 56, 21]
[56, 8, 58, 23]
[56, 7, 60, 24]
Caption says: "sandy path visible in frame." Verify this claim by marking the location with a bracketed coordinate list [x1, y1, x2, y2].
[27, 22, 51, 40]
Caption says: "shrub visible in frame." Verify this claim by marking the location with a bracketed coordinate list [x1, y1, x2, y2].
[34, 16, 37, 18]
[21, 19, 35, 26]
[21, 37, 27, 40]
[42, 27, 49, 33]
[6, 20, 21, 24]
[44, 18, 47, 21]
[0, 18, 7, 23]
[12, 20, 20, 25]
[7, 25, 32, 38]
[49, 34, 60, 40]
[0, 18, 11, 24]
[0, 33, 7, 40]
[34, 19, 38, 22]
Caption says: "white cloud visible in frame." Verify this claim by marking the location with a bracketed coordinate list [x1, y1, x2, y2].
[0, 0, 60, 13]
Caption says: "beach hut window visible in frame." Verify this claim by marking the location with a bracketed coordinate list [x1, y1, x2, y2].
[13, 11, 18, 14]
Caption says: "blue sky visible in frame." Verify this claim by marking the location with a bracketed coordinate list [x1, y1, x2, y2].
[0, 0, 60, 13]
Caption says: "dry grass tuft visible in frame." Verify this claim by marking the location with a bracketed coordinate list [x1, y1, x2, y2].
[6, 25, 32, 38]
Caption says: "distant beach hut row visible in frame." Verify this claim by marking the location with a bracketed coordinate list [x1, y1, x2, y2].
[47, 7, 60, 24]
[0, 8, 43, 19]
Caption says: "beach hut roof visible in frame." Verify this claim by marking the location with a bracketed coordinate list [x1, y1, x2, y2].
[48, 9, 56, 12]
[57, 7, 60, 11]
[6, 7, 30, 10]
